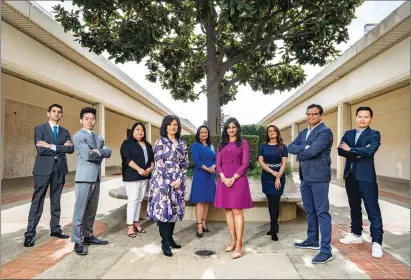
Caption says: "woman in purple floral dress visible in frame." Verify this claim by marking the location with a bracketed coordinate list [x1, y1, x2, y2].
[147, 115, 188, 257]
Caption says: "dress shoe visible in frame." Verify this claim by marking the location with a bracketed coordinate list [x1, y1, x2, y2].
[83, 236, 109, 245]
[23, 237, 35, 247]
[50, 232, 69, 239]
[74, 243, 88, 255]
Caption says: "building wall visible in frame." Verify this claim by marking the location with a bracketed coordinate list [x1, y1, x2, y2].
[151, 126, 161, 145]
[280, 127, 292, 145]
[2, 74, 90, 178]
[105, 110, 139, 168]
[270, 38, 410, 129]
[280, 127, 292, 162]
[322, 112, 338, 169]
[1, 21, 166, 128]
[351, 86, 410, 180]
[1, 74, 182, 179]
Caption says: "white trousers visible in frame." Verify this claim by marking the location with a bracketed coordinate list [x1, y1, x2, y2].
[125, 180, 148, 224]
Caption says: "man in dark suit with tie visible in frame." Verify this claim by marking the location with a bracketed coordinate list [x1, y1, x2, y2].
[288, 104, 333, 264]
[338, 106, 383, 259]
[24, 104, 74, 247]
[71, 107, 112, 255]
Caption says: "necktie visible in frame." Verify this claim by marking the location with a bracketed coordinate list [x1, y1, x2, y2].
[91, 131, 97, 145]
[53, 126, 58, 142]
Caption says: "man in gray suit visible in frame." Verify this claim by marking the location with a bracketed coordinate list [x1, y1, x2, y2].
[24, 104, 74, 247]
[72, 107, 112, 255]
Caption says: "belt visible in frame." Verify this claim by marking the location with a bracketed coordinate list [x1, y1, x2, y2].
[267, 163, 281, 168]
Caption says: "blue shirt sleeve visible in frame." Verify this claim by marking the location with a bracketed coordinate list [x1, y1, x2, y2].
[282, 144, 288, 157]
[258, 144, 264, 157]
[191, 143, 203, 167]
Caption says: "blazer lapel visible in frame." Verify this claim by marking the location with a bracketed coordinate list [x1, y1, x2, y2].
[82, 129, 96, 148]
[306, 123, 324, 143]
[301, 129, 308, 144]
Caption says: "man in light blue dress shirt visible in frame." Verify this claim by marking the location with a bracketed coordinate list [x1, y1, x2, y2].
[338, 106, 383, 259]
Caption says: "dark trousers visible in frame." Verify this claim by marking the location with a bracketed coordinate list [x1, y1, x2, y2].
[300, 180, 332, 254]
[25, 161, 65, 238]
[266, 194, 281, 233]
[345, 171, 383, 244]
[158, 222, 175, 245]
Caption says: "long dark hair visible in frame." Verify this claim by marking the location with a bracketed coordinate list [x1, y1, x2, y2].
[128, 122, 148, 144]
[195, 125, 211, 146]
[160, 115, 181, 139]
[265, 125, 284, 154]
[219, 117, 242, 150]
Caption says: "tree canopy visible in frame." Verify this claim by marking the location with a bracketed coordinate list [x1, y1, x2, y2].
[54, 0, 363, 134]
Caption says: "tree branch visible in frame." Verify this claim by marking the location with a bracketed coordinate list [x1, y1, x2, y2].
[188, 49, 207, 73]
[219, 14, 314, 80]
[220, 60, 295, 96]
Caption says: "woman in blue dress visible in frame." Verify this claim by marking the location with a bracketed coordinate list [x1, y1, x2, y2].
[190, 125, 216, 238]
[258, 125, 288, 242]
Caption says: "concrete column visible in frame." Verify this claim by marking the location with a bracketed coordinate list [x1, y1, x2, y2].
[290, 123, 299, 169]
[145, 122, 152, 144]
[0, 97, 4, 182]
[93, 103, 106, 177]
[336, 103, 352, 179]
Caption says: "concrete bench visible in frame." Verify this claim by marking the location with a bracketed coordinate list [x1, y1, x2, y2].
[109, 175, 302, 222]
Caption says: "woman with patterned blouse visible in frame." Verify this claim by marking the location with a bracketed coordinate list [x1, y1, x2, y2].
[147, 115, 189, 257]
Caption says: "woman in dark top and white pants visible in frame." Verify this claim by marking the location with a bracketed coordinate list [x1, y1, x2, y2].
[120, 122, 154, 238]
[258, 125, 288, 241]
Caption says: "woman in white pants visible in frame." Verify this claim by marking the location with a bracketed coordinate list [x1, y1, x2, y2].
[120, 122, 154, 238]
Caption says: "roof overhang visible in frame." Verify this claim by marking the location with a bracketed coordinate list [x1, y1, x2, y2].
[258, 1, 410, 126]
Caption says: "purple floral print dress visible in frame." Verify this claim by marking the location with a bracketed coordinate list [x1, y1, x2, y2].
[146, 137, 189, 222]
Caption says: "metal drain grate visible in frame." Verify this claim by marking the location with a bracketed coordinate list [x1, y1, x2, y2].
[194, 250, 216, 257]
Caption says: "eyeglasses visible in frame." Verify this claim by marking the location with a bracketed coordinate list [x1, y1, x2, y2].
[306, 113, 320, 116]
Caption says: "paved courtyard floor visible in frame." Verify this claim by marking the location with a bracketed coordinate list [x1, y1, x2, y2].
[1, 174, 409, 279]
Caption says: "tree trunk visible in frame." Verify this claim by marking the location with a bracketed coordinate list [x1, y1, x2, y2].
[205, 9, 221, 136]
[207, 81, 221, 136]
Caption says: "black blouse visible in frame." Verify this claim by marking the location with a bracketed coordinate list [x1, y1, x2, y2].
[120, 139, 154, 182]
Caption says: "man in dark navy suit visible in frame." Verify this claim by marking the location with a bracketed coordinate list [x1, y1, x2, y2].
[288, 104, 334, 264]
[338, 106, 383, 259]
[24, 104, 74, 247]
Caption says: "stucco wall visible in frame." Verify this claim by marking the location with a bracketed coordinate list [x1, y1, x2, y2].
[104, 110, 140, 168]
[322, 112, 338, 169]
[2, 74, 91, 178]
[351, 86, 410, 180]
[151, 126, 161, 145]
[280, 127, 292, 146]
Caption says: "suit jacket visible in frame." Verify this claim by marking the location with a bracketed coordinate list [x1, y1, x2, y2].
[33, 123, 74, 176]
[120, 139, 154, 182]
[288, 122, 333, 183]
[338, 127, 381, 182]
[73, 129, 112, 183]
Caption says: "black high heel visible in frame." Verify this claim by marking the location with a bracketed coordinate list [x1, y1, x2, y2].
[202, 219, 210, 233]
[196, 223, 203, 238]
